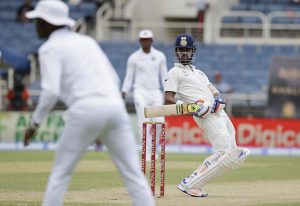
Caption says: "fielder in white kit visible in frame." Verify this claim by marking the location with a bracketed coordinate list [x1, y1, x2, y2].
[23, 1, 154, 206]
[164, 34, 250, 197]
[121, 30, 168, 161]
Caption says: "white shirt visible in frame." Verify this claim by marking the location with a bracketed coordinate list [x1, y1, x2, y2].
[197, 0, 209, 10]
[32, 28, 120, 124]
[121, 47, 167, 92]
[164, 63, 214, 103]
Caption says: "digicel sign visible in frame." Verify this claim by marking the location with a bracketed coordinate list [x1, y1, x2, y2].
[232, 117, 300, 148]
[165, 116, 300, 148]
[165, 116, 209, 145]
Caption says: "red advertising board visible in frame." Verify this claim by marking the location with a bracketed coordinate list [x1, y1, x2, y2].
[165, 116, 209, 145]
[232, 117, 300, 148]
[165, 116, 300, 148]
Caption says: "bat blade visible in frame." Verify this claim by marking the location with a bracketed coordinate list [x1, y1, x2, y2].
[144, 103, 201, 118]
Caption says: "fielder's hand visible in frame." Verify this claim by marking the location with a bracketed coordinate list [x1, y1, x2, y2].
[211, 96, 225, 114]
[23, 124, 38, 146]
[194, 100, 211, 118]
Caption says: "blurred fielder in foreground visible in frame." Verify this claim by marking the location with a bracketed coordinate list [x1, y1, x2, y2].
[23, 1, 154, 206]
[164, 34, 250, 197]
[121, 30, 168, 161]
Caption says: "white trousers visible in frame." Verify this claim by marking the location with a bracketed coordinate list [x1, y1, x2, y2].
[193, 110, 237, 153]
[42, 97, 154, 206]
[134, 89, 164, 158]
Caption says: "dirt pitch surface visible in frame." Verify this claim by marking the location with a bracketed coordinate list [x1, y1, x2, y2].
[0, 151, 299, 206]
[1, 180, 300, 206]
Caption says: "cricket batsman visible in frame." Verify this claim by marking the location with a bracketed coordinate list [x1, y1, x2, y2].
[164, 33, 250, 197]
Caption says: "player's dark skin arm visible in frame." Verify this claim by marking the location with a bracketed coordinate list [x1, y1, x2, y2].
[164, 91, 176, 105]
[24, 128, 37, 146]
[24, 18, 60, 147]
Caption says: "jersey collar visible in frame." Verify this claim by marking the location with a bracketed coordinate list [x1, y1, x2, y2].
[174, 63, 195, 70]
[49, 27, 70, 39]
[139, 46, 153, 54]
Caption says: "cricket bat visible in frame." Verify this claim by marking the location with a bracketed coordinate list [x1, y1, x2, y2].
[144, 103, 201, 118]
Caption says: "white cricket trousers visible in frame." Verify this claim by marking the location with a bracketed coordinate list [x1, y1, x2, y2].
[42, 97, 154, 206]
[133, 88, 164, 158]
[193, 110, 237, 153]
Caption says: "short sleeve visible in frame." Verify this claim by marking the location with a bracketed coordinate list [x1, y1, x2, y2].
[199, 70, 211, 87]
[38, 46, 62, 95]
[164, 69, 179, 93]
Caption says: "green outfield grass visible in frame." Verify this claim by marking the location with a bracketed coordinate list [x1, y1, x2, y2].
[0, 151, 300, 206]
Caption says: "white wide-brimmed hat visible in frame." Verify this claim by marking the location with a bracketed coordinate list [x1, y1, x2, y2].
[26, 0, 75, 27]
[139, 30, 154, 39]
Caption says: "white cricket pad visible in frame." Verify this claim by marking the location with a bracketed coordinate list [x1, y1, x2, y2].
[186, 148, 250, 189]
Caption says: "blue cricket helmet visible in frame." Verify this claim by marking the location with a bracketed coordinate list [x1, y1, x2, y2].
[174, 33, 196, 50]
[174, 34, 196, 64]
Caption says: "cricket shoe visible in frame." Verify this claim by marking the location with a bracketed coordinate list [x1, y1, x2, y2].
[177, 177, 208, 198]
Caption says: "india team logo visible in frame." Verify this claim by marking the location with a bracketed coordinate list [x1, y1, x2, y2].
[180, 37, 187, 46]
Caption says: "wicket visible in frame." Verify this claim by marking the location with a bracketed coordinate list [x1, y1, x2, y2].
[141, 122, 166, 197]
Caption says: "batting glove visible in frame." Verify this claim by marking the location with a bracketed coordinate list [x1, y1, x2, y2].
[194, 101, 211, 118]
[211, 96, 225, 114]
